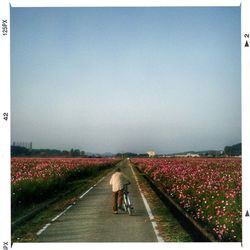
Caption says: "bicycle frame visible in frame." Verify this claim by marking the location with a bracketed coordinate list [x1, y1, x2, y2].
[122, 183, 133, 215]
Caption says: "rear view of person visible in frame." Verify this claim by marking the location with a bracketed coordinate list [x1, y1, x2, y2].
[109, 168, 130, 214]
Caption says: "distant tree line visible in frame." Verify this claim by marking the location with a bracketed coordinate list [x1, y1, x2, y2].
[11, 143, 242, 157]
[11, 146, 85, 157]
[116, 152, 148, 158]
[224, 143, 241, 156]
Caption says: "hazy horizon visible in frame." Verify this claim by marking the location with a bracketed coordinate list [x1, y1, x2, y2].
[12, 144, 241, 155]
[11, 7, 241, 155]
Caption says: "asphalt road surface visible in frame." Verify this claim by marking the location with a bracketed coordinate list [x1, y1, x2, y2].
[37, 159, 159, 242]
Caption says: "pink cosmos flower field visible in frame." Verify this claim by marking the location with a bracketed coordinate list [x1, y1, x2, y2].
[131, 157, 241, 242]
[11, 157, 118, 213]
[11, 157, 117, 185]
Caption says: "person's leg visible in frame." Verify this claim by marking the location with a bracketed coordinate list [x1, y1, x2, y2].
[112, 191, 118, 213]
[118, 189, 123, 209]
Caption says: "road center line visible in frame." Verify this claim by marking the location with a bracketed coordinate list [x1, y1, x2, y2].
[94, 176, 105, 186]
[36, 223, 51, 236]
[79, 186, 94, 199]
[129, 160, 164, 242]
[51, 204, 73, 222]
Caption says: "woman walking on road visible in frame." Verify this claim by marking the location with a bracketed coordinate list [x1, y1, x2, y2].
[110, 168, 130, 214]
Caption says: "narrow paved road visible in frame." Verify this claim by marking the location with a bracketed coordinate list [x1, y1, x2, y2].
[38, 159, 158, 242]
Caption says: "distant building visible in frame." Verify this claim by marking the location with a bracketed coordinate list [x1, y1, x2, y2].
[12, 141, 32, 150]
[147, 151, 156, 157]
[186, 153, 200, 157]
[175, 153, 200, 158]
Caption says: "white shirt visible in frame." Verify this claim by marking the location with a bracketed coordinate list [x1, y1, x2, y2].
[109, 172, 130, 192]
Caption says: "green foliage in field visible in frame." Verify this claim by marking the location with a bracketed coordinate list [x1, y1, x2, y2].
[12, 161, 118, 216]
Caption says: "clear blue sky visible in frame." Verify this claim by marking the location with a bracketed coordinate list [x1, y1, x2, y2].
[11, 7, 241, 154]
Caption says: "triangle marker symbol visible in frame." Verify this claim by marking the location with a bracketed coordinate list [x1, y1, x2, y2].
[246, 210, 250, 217]
[245, 41, 249, 47]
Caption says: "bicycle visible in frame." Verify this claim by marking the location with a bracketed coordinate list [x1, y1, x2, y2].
[122, 183, 133, 215]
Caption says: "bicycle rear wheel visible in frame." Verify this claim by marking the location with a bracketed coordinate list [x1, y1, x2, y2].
[127, 206, 132, 216]
[125, 195, 133, 216]
[123, 194, 128, 212]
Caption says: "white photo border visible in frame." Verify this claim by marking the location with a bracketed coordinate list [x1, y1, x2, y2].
[0, 0, 248, 250]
